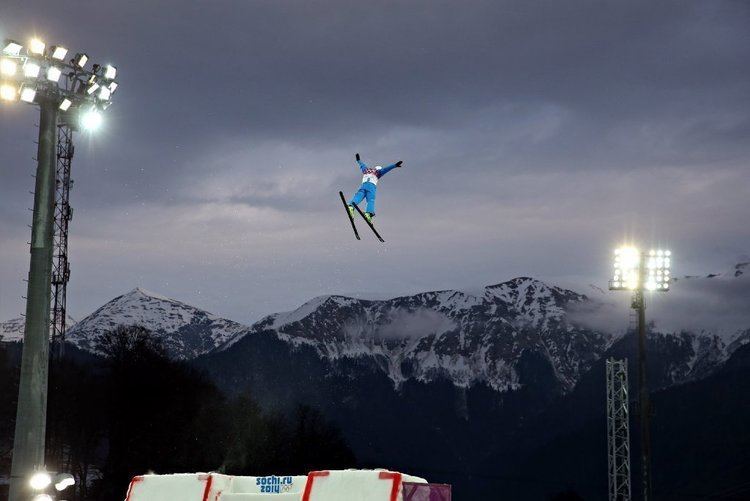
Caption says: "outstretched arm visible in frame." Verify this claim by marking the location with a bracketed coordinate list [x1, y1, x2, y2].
[378, 160, 403, 177]
[355, 153, 367, 173]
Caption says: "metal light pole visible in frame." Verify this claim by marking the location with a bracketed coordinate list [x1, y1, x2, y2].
[2, 37, 118, 501]
[609, 247, 671, 501]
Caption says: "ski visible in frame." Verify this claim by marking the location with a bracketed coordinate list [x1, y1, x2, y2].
[350, 201, 385, 242]
[339, 191, 361, 240]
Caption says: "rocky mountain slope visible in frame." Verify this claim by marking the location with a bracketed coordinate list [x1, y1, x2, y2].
[3, 266, 748, 391]
[228, 277, 610, 392]
[64, 288, 247, 360]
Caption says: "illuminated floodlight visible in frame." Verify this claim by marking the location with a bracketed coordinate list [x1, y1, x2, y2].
[54, 473, 75, 491]
[20, 86, 37, 103]
[29, 471, 52, 490]
[29, 38, 45, 56]
[24, 61, 41, 78]
[87, 82, 100, 94]
[46, 66, 62, 82]
[3, 40, 23, 56]
[99, 86, 111, 100]
[611, 246, 672, 292]
[612, 246, 640, 290]
[50, 45, 68, 61]
[104, 64, 117, 79]
[108, 81, 118, 93]
[59, 98, 72, 111]
[0, 83, 17, 101]
[32, 495, 53, 501]
[81, 107, 102, 130]
[73, 53, 88, 68]
[0, 58, 17, 76]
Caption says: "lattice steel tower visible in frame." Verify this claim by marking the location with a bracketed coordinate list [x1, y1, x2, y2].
[607, 357, 632, 501]
[51, 123, 74, 352]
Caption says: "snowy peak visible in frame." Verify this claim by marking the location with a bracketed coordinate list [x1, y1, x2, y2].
[1, 315, 77, 343]
[66, 288, 248, 360]
[0, 317, 26, 343]
[239, 278, 608, 392]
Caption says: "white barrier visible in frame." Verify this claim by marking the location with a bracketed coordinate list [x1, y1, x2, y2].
[125, 473, 233, 501]
[125, 470, 428, 501]
[301, 470, 425, 501]
[219, 494, 300, 501]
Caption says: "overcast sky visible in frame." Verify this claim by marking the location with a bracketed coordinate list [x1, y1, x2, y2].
[1, 0, 748, 324]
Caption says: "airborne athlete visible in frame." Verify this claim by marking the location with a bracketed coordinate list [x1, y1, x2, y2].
[348, 153, 403, 221]
[339, 153, 403, 242]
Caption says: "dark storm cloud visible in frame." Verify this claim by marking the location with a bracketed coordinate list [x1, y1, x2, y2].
[1, 0, 749, 322]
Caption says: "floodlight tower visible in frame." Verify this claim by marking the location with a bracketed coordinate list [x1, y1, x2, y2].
[1, 37, 118, 501]
[609, 247, 672, 501]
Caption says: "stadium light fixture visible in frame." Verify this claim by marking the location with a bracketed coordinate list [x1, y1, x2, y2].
[20, 85, 37, 103]
[46, 66, 62, 82]
[73, 52, 88, 68]
[104, 64, 117, 79]
[81, 107, 102, 130]
[3, 40, 23, 56]
[99, 86, 111, 100]
[3, 32, 119, 501]
[0, 58, 17, 76]
[50, 45, 68, 61]
[0, 83, 17, 101]
[23, 61, 41, 78]
[28, 38, 45, 55]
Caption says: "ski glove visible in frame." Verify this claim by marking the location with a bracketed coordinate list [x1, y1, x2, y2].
[356, 153, 361, 161]
[396, 161, 403, 168]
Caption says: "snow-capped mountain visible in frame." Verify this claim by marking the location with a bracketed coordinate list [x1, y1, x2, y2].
[3, 266, 747, 392]
[0, 315, 77, 343]
[229, 277, 610, 392]
[64, 288, 247, 360]
[0, 317, 27, 343]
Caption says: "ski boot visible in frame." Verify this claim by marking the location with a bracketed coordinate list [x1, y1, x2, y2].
[364, 212, 374, 223]
[347, 205, 355, 218]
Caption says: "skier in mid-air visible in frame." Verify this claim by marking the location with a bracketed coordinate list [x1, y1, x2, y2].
[347, 153, 403, 223]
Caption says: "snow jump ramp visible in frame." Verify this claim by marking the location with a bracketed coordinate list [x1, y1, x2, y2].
[124, 469, 451, 501]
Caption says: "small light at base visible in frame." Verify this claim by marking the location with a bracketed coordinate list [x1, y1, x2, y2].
[29, 38, 45, 55]
[81, 108, 103, 131]
[0, 84, 17, 101]
[29, 471, 52, 490]
[20, 86, 37, 103]
[0, 58, 17, 76]
[54, 473, 76, 491]
[59, 98, 72, 111]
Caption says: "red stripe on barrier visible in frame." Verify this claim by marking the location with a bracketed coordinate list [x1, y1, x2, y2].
[125, 476, 144, 501]
[302, 471, 330, 501]
[379, 471, 403, 501]
[201, 474, 214, 501]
